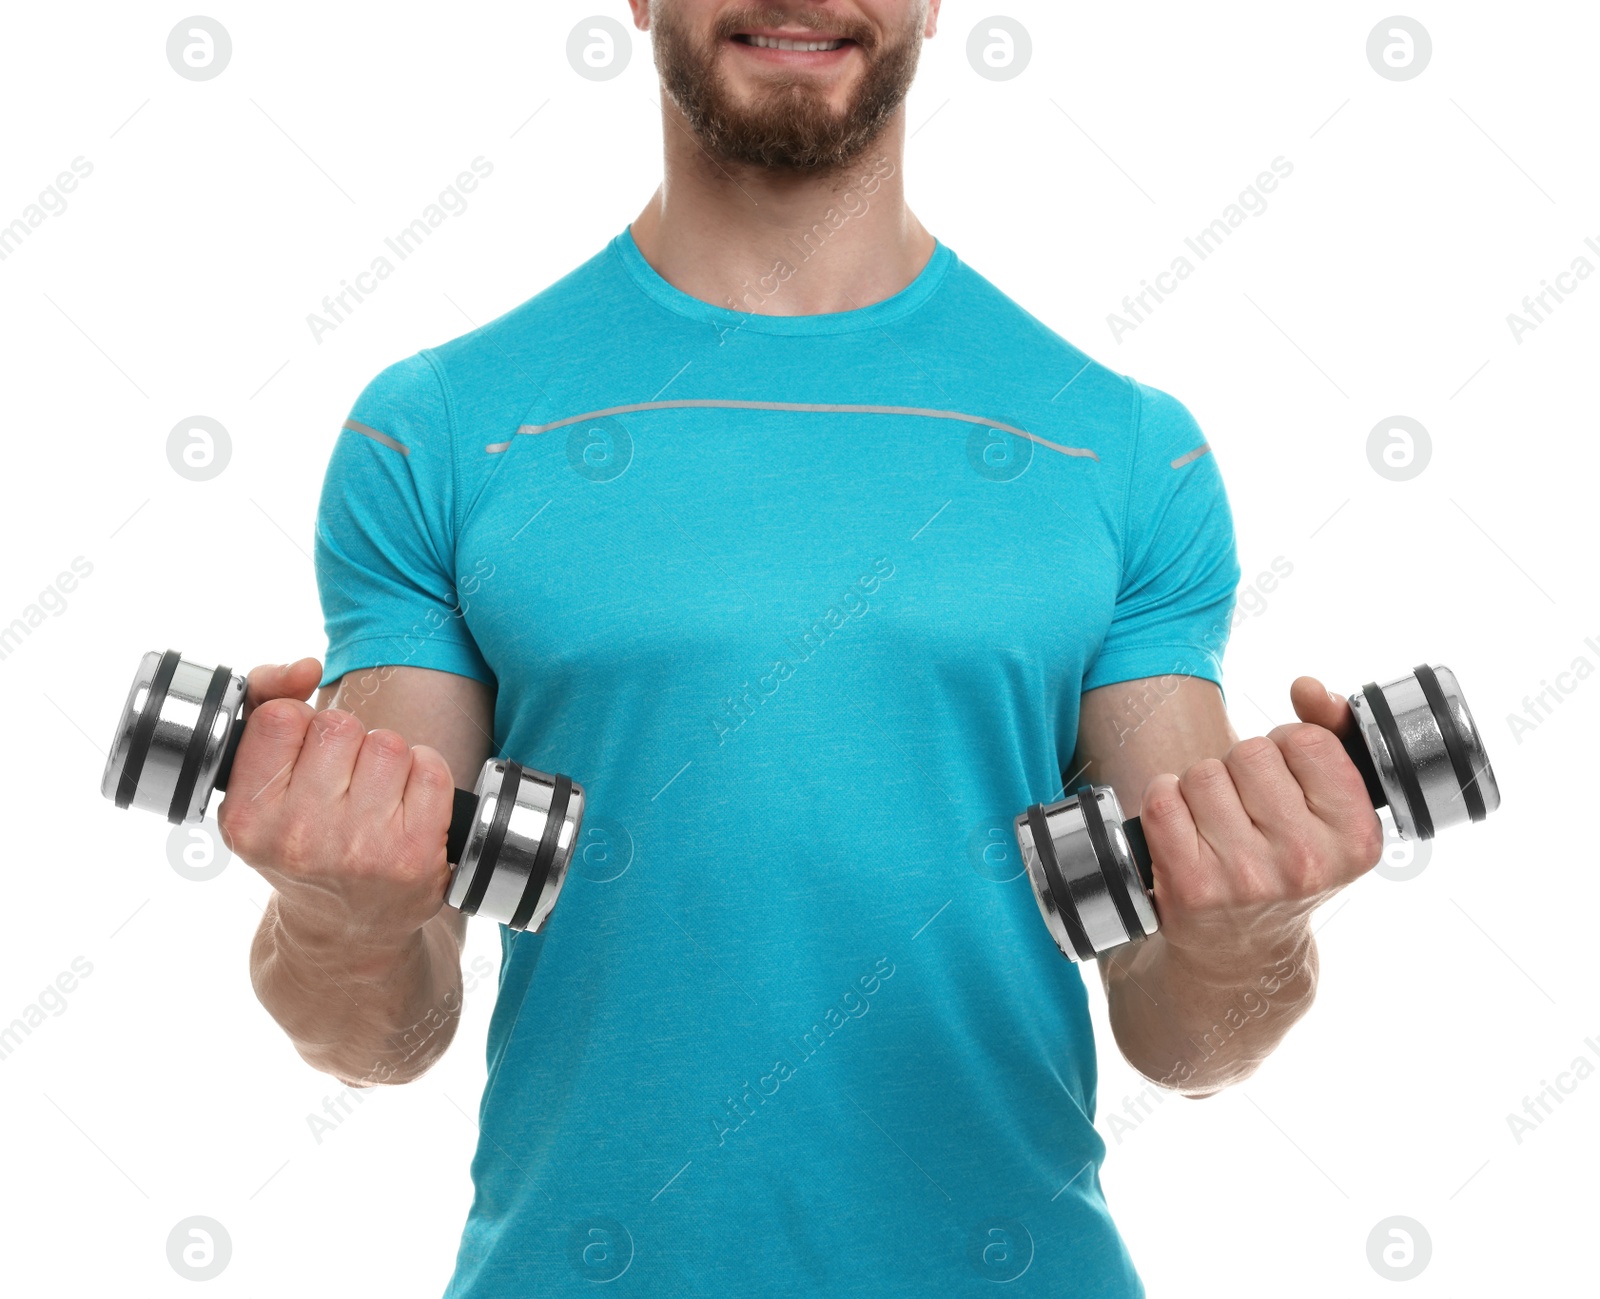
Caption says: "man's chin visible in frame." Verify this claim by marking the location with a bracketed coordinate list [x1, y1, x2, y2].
[724, 85, 849, 124]
[711, 125, 869, 172]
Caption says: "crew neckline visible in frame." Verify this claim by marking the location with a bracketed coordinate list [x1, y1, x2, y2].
[610, 225, 953, 336]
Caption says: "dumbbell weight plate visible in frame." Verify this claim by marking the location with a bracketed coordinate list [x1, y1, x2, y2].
[1348, 664, 1498, 840]
[1020, 786, 1158, 963]
[449, 760, 583, 934]
[101, 649, 248, 825]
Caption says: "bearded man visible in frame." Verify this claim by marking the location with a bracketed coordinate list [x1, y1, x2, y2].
[223, 4, 1383, 1295]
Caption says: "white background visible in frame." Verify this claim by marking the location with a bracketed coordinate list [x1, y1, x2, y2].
[0, 1, 1593, 1294]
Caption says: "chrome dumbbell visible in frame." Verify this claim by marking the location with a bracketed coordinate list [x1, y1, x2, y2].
[1016, 664, 1501, 962]
[99, 649, 584, 932]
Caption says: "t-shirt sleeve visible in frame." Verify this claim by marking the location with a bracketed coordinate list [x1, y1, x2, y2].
[312, 350, 494, 691]
[1082, 379, 1241, 695]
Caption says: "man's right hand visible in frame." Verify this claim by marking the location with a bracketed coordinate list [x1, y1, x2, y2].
[216, 658, 460, 950]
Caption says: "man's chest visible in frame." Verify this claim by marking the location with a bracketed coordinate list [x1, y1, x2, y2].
[454, 406, 1124, 697]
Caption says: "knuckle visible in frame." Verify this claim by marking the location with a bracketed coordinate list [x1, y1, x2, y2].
[1230, 735, 1280, 769]
[310, 708, 362, 744]
[1181, 757, 1230, 792]
[244, 662, 281, 698]
[276, 810, 333, 874]
[344, 826, 389, 878]
[1287, 723, 1336, 761]
[399, 828, 446, 875]
[1353, 813, 1385, 867]
[1165, 867, 1221, 916]
[1229, 867, 1274, 908]
[215, 795, 251, 850]
[408, 752, 450, 798]
[250, 697, 313, 739]
[360, 727, 410, 763]
[386, 822, 439, 880]
[1281, 836, 1324, 892]
[1138, 775, 1185, 825]
[1265, 722, 1299, 749]
[404, 768, 452, 850]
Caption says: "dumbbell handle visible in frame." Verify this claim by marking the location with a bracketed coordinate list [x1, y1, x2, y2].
[211, 713, 482, 866]
[1119, 728, 1387, 893]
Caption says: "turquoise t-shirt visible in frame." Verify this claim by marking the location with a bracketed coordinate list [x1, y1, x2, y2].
[313, 228, 1240, 1298]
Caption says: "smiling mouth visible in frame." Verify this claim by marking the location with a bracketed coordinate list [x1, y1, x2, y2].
[731, 33, 853, 53]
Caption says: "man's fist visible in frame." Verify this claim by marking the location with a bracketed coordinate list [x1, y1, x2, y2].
[215, 658, 459, 944]
[1136, 675, 1386, 969]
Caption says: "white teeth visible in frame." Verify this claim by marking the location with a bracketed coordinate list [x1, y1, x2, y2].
[746, 34, 845, 52]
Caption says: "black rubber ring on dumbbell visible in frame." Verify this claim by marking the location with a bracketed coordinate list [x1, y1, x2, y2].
[458, 760, 522, 917]
[167, 664, 234, 825]
[509, 774, 572, 932]
[1026, 802, 1098, 962]
[1362, 681, 1434, 840]
[1076, 784, 1142, 945]
[1413, 664, 1486, 824]
[1123, 817, 1155, 894]
[446, 787, 478, 866]
[117, 649, 181, 810]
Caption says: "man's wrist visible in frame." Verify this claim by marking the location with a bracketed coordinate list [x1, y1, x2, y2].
[1158, 919, 1315, 992]
[270, 892, 427, 983]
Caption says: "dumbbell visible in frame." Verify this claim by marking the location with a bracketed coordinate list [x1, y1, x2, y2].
[99, 649, 584, 932]
[1015, 664, 1501, 962]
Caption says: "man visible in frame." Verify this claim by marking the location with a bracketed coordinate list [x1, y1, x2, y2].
[219, 3, 1384, 1295]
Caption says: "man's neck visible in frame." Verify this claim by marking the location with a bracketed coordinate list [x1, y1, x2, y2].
[628, 99, 936, 318]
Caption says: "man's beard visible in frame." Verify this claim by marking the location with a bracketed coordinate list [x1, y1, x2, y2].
[650, 5, 924, 173]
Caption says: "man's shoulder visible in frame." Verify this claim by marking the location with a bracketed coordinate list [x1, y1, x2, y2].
[930, 248, 1144, 447]
[346, 237, 634, 446]
[425, 238, 627, 376]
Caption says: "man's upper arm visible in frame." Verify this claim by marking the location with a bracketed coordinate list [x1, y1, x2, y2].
[1074, 381, 1242, 982]
[313, 664, 495, 952]
[1074, 674, 1237, 987]
[310, 353, 500, 953]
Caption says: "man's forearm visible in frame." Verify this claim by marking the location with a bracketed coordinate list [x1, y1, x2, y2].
[1102, 924, 1319, 1096]
[250, 897, 465, 1088]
